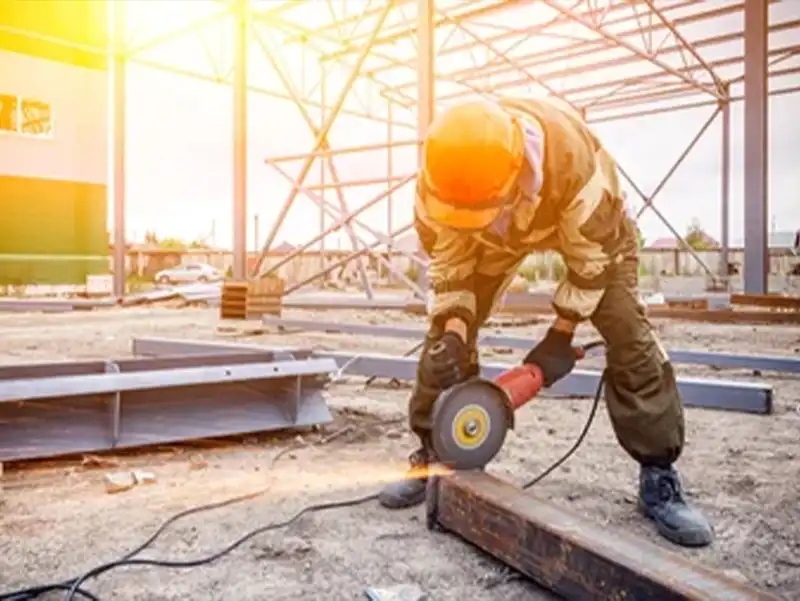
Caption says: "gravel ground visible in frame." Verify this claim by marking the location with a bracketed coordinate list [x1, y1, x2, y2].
[0, 306, 798, 600]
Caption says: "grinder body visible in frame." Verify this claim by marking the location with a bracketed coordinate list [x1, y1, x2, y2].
[428, 342, 597, 471]
[429, 363, 546, 471]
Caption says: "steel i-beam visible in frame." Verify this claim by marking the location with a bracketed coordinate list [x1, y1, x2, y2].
[0, 351, 335, 462]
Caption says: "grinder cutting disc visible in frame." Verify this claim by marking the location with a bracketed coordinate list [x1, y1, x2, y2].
[430, 378, 511, 471]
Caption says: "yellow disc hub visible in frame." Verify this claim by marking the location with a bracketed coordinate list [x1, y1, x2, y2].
[451, 404, 491, 449]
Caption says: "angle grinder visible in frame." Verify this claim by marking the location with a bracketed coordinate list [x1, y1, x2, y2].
[428, 339, 604, 471]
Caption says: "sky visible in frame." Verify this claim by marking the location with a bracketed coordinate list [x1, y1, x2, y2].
[117, 0, 800, 251]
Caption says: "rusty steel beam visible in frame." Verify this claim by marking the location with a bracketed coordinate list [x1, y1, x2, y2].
[427, 471, 782, 601]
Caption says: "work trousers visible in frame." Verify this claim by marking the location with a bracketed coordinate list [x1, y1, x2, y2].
[408, 257, 685, 468]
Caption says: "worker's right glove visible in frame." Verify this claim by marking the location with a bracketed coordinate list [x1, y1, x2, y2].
[523, 328, 576, 387]
[421, 332, 469, 390]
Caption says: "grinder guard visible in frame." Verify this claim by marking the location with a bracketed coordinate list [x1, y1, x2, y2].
[429, 378, 514, 471]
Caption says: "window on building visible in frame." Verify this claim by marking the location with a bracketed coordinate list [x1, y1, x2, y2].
[0, 94, 52, 138]
[0, 94, 18, 133]
[20, 98, 52, 136]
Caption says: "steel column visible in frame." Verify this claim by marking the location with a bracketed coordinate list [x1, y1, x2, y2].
[232, 0, 248, 280]
[417, 0, 435, 164]
[743, 0, 770, 294]
[387, 100, 394, 284]
[720, 87, 731, 277]
[320, 64, 327, 276]
[111, 3, 127, 300]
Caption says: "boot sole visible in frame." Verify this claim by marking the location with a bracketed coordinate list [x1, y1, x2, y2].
[639, 503, 714, 548]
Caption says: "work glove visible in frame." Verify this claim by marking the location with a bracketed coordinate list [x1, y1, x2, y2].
[523, 328, 576, 387]
[420, 332, 469, 390]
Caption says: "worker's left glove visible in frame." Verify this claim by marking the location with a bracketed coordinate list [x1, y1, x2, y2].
[421, 332, 469, 390]
[523, 328, 576, 387]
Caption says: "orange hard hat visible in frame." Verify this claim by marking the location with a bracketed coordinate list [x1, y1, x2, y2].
[420, 99, 525, 231]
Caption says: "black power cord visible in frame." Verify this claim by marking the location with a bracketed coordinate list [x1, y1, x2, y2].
[523, 369, 606, 489]
[1, 364, 607, 601]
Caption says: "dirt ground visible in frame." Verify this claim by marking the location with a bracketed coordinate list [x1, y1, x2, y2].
[0, 306, 798, 600]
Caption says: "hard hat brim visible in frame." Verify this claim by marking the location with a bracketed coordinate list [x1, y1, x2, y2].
[421, 187, 504, 231]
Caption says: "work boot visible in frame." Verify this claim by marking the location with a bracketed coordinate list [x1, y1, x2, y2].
[638, 465, 714, 548]
[379, 447, 432, 509]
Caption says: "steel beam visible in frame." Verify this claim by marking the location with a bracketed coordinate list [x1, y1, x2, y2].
[0, 352, 333, 462]
[130, 338, 774, 415]
[111, 2, 127, 300]
[417, 0, 435, 164]
[427, 471, 781, 601]
[316, 351, 772, 415]
[260, 317, 800, 374]
[721, 88, 732, 277]
[0, 298, 116, 313]
[0, 358, 336, 402]
[232, 0, 248, 280]
[743, 0, 769, 294]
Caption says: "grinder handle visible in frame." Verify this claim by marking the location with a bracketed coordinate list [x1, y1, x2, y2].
[494, 364, 546, 411]
[494, 340, 604, 411]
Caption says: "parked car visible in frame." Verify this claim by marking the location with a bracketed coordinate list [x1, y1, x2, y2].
[154, 263, 222, 285]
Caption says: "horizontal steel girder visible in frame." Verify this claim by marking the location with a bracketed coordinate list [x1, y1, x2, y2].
[131, 338, 774, 415]
[428, 471, 782, 601]
[261, 316, 800, 375]
[0, 351, 334, 462]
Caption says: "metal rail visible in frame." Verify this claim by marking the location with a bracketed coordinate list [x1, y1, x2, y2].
[262, 316, 800, 374]
[0, 351, 336, 462]
[131, 338, 774, 415]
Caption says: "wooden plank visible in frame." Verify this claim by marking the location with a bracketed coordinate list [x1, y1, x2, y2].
[427, 471, 781, 601]
[730, 293, 800, 311]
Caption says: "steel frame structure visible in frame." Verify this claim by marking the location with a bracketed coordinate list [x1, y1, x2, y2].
[4, 0, 798, 298]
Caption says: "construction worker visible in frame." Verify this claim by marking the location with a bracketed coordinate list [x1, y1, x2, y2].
[378, 97, 714, 548]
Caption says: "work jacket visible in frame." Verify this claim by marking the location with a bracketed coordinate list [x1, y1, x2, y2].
[414, 97, 638, 328]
